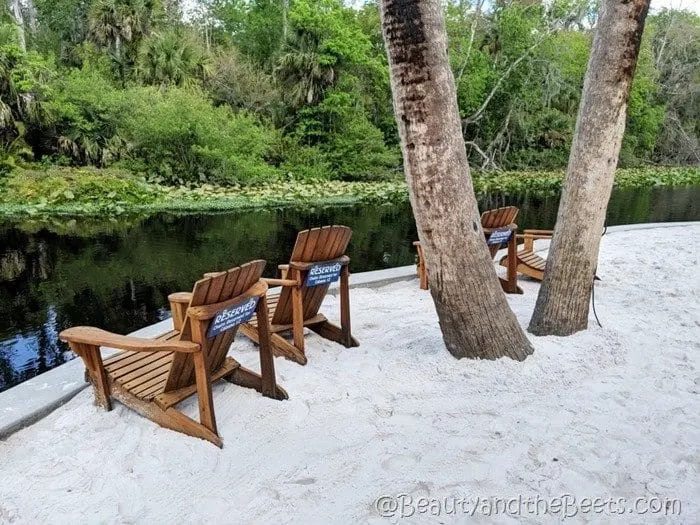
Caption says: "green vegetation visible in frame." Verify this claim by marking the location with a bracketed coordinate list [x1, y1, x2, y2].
[0, 0, 698, 198]
[1, 166, 697, 216]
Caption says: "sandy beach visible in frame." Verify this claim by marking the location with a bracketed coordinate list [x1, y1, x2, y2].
[0, 225, 698, 524]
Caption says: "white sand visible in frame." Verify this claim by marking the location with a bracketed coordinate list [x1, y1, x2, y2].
[1, 225, 698, 524]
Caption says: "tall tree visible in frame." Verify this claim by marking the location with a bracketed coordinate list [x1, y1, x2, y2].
[648, 10, 700, 165]
[275, 29, 334, 107]
[136, 29, 213, 88]
[6, 0, 30, 51]
[88, 0, 157, 76]
[529, 0, 651, 336]
[379, 0, 533, 360]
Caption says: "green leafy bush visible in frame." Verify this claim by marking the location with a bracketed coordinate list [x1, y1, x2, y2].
[42, 65, 129, 166]
[278, 140, 332, 181]
[472, 167, 700, 195]
[322, 111, 400, 181]
[293, 90, 400, 181]
[120, 87, 281, 185]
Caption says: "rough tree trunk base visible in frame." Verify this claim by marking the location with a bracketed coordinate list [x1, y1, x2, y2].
[528, 260, 595, 336]
[528, 313, 589, 337]
[436, 298, 534, 361]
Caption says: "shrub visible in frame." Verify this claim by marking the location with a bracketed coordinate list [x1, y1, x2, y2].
[42, 65, 130, 166]
[277, 139, 332, 181]
[322, 114, 400, 181]
[120, 87, 281, 185]
[292, 90, 400, 181]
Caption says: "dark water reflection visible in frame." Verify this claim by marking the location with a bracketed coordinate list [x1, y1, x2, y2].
[1, 185, 698, 391]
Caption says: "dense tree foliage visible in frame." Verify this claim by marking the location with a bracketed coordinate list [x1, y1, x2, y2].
[0, 0, 697, 184]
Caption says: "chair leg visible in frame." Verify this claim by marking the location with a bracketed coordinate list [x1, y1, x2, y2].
[72, 342, 111, 411]
[109, 382, 223, 447]
[291, 271, 305, 353]
[419, 265, 429, 290]
[416, 245, 429, 290]
[339, 266, 356, 347]
[501, 234, 522, 294]
[255, 298, 279, 398]
[309, 321, 360, 348]
[270, 333, 308, 365]
[193, 351, 217, 435]
[225, 362, 288, 400]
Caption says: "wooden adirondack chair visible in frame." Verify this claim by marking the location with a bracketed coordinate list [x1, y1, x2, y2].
[414, 206, 520, 292]
[499, 229, 553, 281]
[480, 206, 519, 258]
[240, 226, 359, 365]
[59, 260, 287, 447]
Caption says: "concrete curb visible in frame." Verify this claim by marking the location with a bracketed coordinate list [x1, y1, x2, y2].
[0, 358, 87, 440]
[1, 221, 696, 440]
[0, 320, 173, 441]
[604, 221, 698, 233]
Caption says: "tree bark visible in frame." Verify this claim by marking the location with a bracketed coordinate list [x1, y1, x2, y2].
[529, 0, 650, 336]
[380, 0, 533, 361]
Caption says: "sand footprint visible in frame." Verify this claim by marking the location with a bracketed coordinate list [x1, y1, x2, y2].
[0, 504, 19, 523]
[380, 453, 421, 472]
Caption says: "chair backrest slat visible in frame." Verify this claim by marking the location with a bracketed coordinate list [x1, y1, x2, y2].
[204, 272, 227, 304]
[272, 226, 352, 326]
[164, 260, 266, 392]
[481, 206, 519, 229]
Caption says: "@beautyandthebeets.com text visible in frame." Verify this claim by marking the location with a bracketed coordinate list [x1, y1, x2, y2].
[374, 493, 682, 519]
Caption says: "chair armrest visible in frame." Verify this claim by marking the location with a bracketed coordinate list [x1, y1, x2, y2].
[288, 255, 350, 271]
[168, 292, 192, 304]
[60, 327, 200, 353]
[263, 278, 299, 287]
[412, 241, 421, 246]
[523, 229, 553, 236]
[515, 229, 552, 251]
[515, 234, 554, 240]
[167, 292, 192, 331]
[277, 264, 290, 279]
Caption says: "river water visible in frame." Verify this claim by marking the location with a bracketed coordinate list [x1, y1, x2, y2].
[1, 185, 698, 391]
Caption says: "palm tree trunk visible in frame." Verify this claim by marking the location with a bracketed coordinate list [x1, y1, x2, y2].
[529, 0, 650, 336]
[115, 33, 121, 62]
[281, 0, 288, 46]
[380, 0, 533, 361]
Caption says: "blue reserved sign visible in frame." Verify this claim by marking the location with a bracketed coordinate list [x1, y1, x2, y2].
[207, 297, 259, 338]
[487, 227, 513, 246]
[305, 262, 343, 287]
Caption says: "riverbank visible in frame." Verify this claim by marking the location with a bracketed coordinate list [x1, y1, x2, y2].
[0, 224, 697, 523]
[1, 166, 698, 217]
